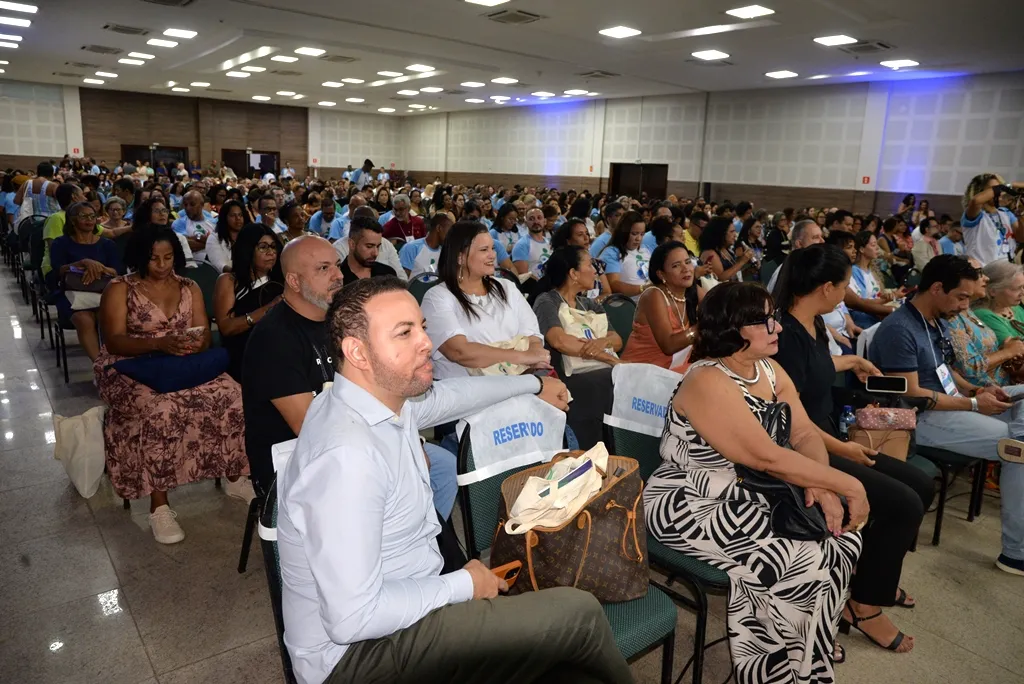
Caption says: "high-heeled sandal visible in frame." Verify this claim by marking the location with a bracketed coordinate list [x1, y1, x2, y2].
[839, 610, 907, 651]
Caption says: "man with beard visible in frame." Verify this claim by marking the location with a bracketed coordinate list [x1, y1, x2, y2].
[277, 276, 632, 684]
[241, 236, 344, 496]
[341, 216, 397, 285]
[511, 206, 552, 279]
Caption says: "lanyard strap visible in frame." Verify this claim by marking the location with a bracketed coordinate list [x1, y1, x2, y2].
[911, 303, 941, 367]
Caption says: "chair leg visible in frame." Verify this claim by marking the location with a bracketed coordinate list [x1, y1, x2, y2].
[215, 477, 222, 489]
[123, 498, 130, 510]
[932, 464, 950, 546]
[45, 305, 53, 349]
[61, 330, 69, 384]
[970, 461, 986, 519]
[54, 324, 61, 368]
[690, 584, 709, 684]
[238, 497, 261, 573]
[661, 631, 676, 684]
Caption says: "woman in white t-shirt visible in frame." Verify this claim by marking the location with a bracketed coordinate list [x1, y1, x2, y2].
[421, 220, 550, 380]
[961, 173, 1024, 265]
[847, 231, 902, 329]
[596, 210, 651, 298]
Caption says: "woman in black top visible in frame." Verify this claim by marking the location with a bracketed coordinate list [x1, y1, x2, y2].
[212, 223, 285, 381]
[772, 244, 934, 657]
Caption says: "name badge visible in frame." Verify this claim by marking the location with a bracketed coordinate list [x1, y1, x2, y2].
[936, 363, 959, 397]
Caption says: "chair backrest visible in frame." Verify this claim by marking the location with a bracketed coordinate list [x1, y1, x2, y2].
[604, 424, 662, 482]
[760, 259, 780, 285]
[407, 272, 440, 304]
[18, 215, 45, 257]
[185, 261, 220, 318]
[28, 216, 47, 271]
[856, 321, 881, 359]
[903, 268, 922, 289]
[602, 293, 636, 346]
[496, 267, 520, 284]
[456, 425, 578, 558]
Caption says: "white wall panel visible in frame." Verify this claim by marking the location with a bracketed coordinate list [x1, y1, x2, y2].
[401, 113, 447, 171]
[0, 81, 68, 157]
[314, 109, 402, 169]
[877, 73, 1024, 196]
[701, 83, 868, 189]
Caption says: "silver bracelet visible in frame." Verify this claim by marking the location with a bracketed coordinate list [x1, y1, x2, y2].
[970, 397, 979, 412]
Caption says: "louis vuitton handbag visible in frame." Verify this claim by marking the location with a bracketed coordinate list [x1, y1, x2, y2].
[489, 451, 650, 603]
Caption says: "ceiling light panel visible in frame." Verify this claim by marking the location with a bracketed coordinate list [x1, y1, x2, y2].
[277, 90, 295, 96]
[847, 71, 869, 76]
[341, 78, 364, 84]
[814, 35, 856, 46]
[465, 0, 510, 5]
[163, 28, 196, 39]
[252, 95, 270, 101]
[345, 97, 364, 103]
[95, 71, 117, 78]
[226, 71, 250, 78]
[598, 26, 642, 38]
[292, 94, 304, 99]
[0, 16, 30, 27]
[378, 107, 395, 112]
[241, 65, 265, 72]
[880, 59, 919, 69]
[0, 2, 37, 13]
[0, 41, 16, 48]
[318, 100, 336, 106]
[0, 33, 20, 41]
[171, 87, 190, 92]
[461, 81, 485, 88]
[420, 86, 443, 93]
[128, 52, 154, 59]
[409, 104, 426, 109]
[191, 81, 210, 86]
[531, 91, 555, 97]
[118, 58, 144, 65]
[271, 55, 298, 63]
[808, 74, 830, 80]
[378, 70, 403, 77]
[146, 38, 178, 48]
[397, 89, 419, 95]
[491, 76, 518, 84]
[725, 5, 774, 19]
[322, 81, 343, 87]
[564, 89, 588, 95]
[295, 47, 325, 56]
[765, 70, 797, 78]
[692, 49, 729, 60]
[406, 64, 434, 72]
[82, 78, 104, 84]
[465, 98, 484, 103]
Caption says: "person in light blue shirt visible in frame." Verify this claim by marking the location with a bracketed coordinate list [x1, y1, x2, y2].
[378, 209, 394, 226]
[341, 164, 353, 181]
[938, 224, 966, 256]
[590, 231, 612, 258]
[309, 201, 344, 238]
[399, 213, 451, 279]
[349, 159, 374, 190]
[511, 207, 552, 278]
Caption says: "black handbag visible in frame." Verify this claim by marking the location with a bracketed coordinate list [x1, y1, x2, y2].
[733, 402, 837, 541]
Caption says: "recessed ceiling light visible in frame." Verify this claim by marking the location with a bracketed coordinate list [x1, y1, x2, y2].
[271, 55, 298, 63]
[163, 28, 197, 39]
[0, 2, 36, 14]
[241, 65, 265, 72]
[166, 81, 176, 87]
[295, 47, 325, 56]
[692, 49, 729, 60]
[491, 77, 518, 84]
[489, 95, 509, 101]
[0, 33, 20, 41]
[0, 40, 16, 48]
[406, 64, 435, 72]
[461, 81, 485, 88]
[814, 35, 857, 46]
[465, 0, 510, 5]
[0, 60, 8, 64]
[598, 26, 642, 39]
[465, 98, 485, 103]
[847, 71, 869, 76]
[341, 78, 364, 84]
[428, 106, 438, 110]
[378, 107, 395, 112]
[880, 59, 919, 69]
[0, 16, 30, 27]
[345, 97, 364, 103]
[688, 25, 734, 36]
[252, 95, 270, 101]
[808, 74, 830, 80]
[95, 71, 117, 78]
[322, 81, 343, 87]
[171, 87, 190, 92]
[586, 92, 599, 96]
[531, 91, 555, 97]
[397, 89, 419, 96]
[226, 71, 250, 78]
[420, 86, 443, 93]
[560, 94, 571, 97]
[409, 104, 427, 109]
[725, 5, 774, 19]
[393, 76, 410, 82]
[765, 70, 798, 79]
[292, 94, 304, 99]
[118, 58, 144, 65]
[191, 81, 210, 87]
[276, 90, 295, 96]
[128, 52, 154, 59]
[82, 78, 104, 85]
[377, 70, 403, 77]
[564, 89, 588, 95]
[146, 38, 178, 48]
[318, 101, 336, 106]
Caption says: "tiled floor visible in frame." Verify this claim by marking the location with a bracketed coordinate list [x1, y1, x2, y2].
[0, 269, 1021, 684]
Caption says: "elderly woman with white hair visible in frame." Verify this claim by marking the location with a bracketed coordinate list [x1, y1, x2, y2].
[100, 196, 133, 238]
[972, 260, 1024, 346]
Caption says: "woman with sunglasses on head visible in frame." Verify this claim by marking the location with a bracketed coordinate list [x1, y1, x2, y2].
[645, 281, 868, 683]
[773, 244, 935, 656]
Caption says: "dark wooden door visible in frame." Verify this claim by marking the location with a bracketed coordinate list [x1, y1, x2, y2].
[640, 163, 669, 201]
[609, 163, 642, 197]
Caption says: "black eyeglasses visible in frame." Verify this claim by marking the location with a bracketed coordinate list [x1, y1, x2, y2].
[744, 309, 783, 334]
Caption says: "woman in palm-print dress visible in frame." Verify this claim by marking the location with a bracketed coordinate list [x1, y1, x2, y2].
[644, 282, 868, 683]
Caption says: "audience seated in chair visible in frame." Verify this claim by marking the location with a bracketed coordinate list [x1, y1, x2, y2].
[773, 244, 935, 653]
[699, 216, 751, 284]
[276, 276, 629, 684]
[645, 281, 868, 681]
[595, 210, 651, 298]
[868, 255, 1024, 576]
[340, 216, 396, 285]
[620, 241, 699, 371]
[845, 231, 905, 329]
[399, 212, 451, 280]
[95, 227, 251, 544]
[130, 196, 195, 267]
[49, 201, 122, 361]
[99, 196, 132, 239]
[511, 207, 551, 279]
[549, 217, 611, 298]
[332, 205, 406, 279]
[205, 198, 246, 273]
[213, 223, 284, 382]
[972, 261, 1024, 345]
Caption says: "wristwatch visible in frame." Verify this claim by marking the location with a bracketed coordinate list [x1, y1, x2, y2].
[970, 397, 979, 412]
[245, 313, 255, 327]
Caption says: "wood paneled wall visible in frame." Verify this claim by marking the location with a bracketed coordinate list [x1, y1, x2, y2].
[706, 182, 963, 219]
[0, 155, 55, 173]
[79, 88, 308, 175]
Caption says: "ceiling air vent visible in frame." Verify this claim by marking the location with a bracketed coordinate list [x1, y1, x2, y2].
[53, 71, 83, 78]
[486, 9, 543, 25]
[576, 70, 619, 79]
[104, 23, 149, 36]
[66, 61, 100, 69]
[684, 58, 735, 67]
[319, 54, 357, 64]
[207, 88, 232, 93]
[81, 45, 123, 55]
[270, 69, 302, 76]
[838, 40, 893, 56]
[139, 0, 196, 6]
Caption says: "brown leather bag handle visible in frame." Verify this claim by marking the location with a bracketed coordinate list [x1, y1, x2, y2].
[524, 512, 592, 591]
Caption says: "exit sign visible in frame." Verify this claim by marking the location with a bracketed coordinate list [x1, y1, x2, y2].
[861, 176, 871, 184]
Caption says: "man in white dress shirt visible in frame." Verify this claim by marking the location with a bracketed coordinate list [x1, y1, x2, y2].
[276, 276, 631, 684]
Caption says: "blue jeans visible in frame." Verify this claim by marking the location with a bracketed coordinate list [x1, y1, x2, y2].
[915, 384, 1024, 560]
[426, 442, 458, 519]
[850, 309, 880, 329]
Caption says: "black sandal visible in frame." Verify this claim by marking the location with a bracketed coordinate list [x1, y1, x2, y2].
[839, 609, 907, 651]
[894, 587, 915, 608]
[833, 643, 846, 664]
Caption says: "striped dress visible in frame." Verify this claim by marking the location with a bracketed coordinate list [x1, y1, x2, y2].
[644, 359, 862, 684]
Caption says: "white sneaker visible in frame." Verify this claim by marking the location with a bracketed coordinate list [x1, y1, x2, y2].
[225, 477, 256, 505]
[998, 438, 1024, 464]
[149, 505, 185, 544]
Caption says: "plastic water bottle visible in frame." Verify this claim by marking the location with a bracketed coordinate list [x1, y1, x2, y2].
[839, 406, 856, 441]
